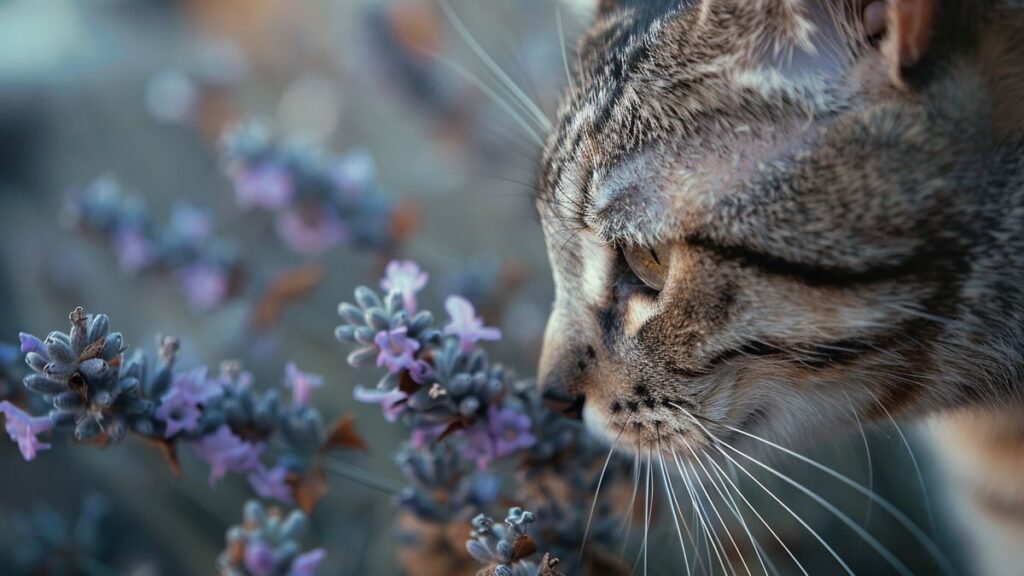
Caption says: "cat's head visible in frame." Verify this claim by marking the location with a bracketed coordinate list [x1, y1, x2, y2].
[537, 0, 1024, 456]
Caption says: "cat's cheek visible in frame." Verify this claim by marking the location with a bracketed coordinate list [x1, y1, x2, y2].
[582, 400, 612, 444]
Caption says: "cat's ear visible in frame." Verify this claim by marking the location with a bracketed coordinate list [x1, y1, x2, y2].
[880, 0, 937, 86]
[878, 0, 983, 89]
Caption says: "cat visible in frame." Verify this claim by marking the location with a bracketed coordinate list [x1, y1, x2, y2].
[535, 0, 1024, 573]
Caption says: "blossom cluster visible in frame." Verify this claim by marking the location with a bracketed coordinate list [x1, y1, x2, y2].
[66, 177, 242, 310]
[220, 122, 411, 256]
[218, 500, 325, 576]
[466, 507, 564, 576]
[3, 307, 354, 509]
[335, 260, 634, 574]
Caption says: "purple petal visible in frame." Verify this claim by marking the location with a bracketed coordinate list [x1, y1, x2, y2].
[289, 548, 326, 576]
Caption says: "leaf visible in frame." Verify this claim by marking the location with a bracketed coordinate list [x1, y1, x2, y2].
[389, 199, 420, 242]
[321, 414, 368, 453]
[537, 554, 564, 576]
[251, 264, 325, 330]
[137, 435, 181, 477]
[288, 465, 328, 514]
[508, 535, 537, 564]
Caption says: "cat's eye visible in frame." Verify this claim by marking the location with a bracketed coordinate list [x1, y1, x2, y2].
[622, 244, 669, 292]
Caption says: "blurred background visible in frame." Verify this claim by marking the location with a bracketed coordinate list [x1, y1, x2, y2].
[0, 0, 969, 574]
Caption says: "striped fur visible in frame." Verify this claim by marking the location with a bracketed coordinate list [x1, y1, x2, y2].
[537, 0, 1024, 570]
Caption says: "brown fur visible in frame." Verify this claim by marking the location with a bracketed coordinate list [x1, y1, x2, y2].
[536, 0, 1024, 571]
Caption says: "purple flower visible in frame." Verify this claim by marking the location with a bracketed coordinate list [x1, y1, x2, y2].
[177, 263, 229, 311]
[113, 228, 156, 274]
[331, 150, 376, 200]
[284, 362, 323, 408]
[374, 327, 421, 374]
[353, 385, 407, 423]
[289, 548, 326, 576]
[0, 401, 54, 461]
[443, 296, 501, 353]
[487, 405, 535, 459]
[192, 425, 264, 486]
[380, 260, 429, 313]
[459, 406, 535, 469]
[274, 208, 347, 256]
[243, 540, 275, 576]
[410, 423, 449, 449]
[18, 333, 47, 358]
[233, 163, 294, 210]
[155, 367, 220, 438]
[247, 464, 294, 503]
[169, 202, 213, 243]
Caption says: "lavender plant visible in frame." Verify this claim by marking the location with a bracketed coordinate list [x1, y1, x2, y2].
[3, 307, 362, 511]
[466, 507, 564, 576]
[220, 122, 412, 256]
[335, 260, 634, 575]
[66, 177, 243, 311]
[218, 500, 325, 576]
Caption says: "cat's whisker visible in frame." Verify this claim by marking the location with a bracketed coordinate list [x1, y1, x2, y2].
[437, 0, 553, 133]
[673, 447, 732, 576]
[704, 450, 801, 576]
[705, 440, 856, 576]
[620, 450, 641, 554]
[643, 447, 653, 576]
[689, 445, 769, 576]
[844, 390, 876, 528]
[720, 423, 955, 576]
[863, 388, 938, 536]
[408, 44, 546, 147]
[707, 426, 913, 576]
[657, 450, 694, 576]
[580, 413, 632, 561]
[555, 2, 578, 103]
[684, 452, 752, 576]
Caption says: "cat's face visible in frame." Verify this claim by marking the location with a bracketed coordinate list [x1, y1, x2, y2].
[537, 0, 1002, 456]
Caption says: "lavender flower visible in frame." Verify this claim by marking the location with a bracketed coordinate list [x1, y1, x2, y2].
[335, 285, 438, 390]
[381, 260, 429, 313]
[353, 385, 407, 423]
[444, 295, 501, 353]
[67, 177, 242, 310]
[218, 500, 325, 576]
[273, 208, 348, 256]
[220, 121, 401, 255]
[0, 401, 54, 461]
[18, 307, 152, 443]
[232, 163, 295, 210]
[283, 363, 322, 408]
[466, 508, 554, 576]
[192, 425, 264, 486]
[178, 263, 231, 311]
[460, 405, 536, 469]
[155, 367, 221, 438]
[248, 464, 294, 504]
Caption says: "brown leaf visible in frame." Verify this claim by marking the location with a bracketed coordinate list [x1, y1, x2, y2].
[137, 435, 181, 477]
[397, 369, 421, 395]
[251, 264, 325, 330]
[537, 554, 565, 576]
[508, 535, 537, 564]
[321, 414, 368, 453]
[287, 466, 328, 514]
[389, 199, 420, 241]
[436, 419, 468, 443]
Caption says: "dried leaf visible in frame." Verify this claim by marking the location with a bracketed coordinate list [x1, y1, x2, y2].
[287, 466, 328, 514]
[537, 554, 564, 576]
[252, 264, 325, 330]
[137, 435, 181, 477]
[508, 535, 537, 563]
[389, 199, 420, 241]
[321, 414, 368, 453]
[436, 419, 467, 443]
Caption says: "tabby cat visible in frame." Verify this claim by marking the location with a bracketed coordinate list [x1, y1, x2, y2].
[535, 0, 1024, 573]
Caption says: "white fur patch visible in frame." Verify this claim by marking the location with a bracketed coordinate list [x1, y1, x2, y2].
[578, 232, 614, 304]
